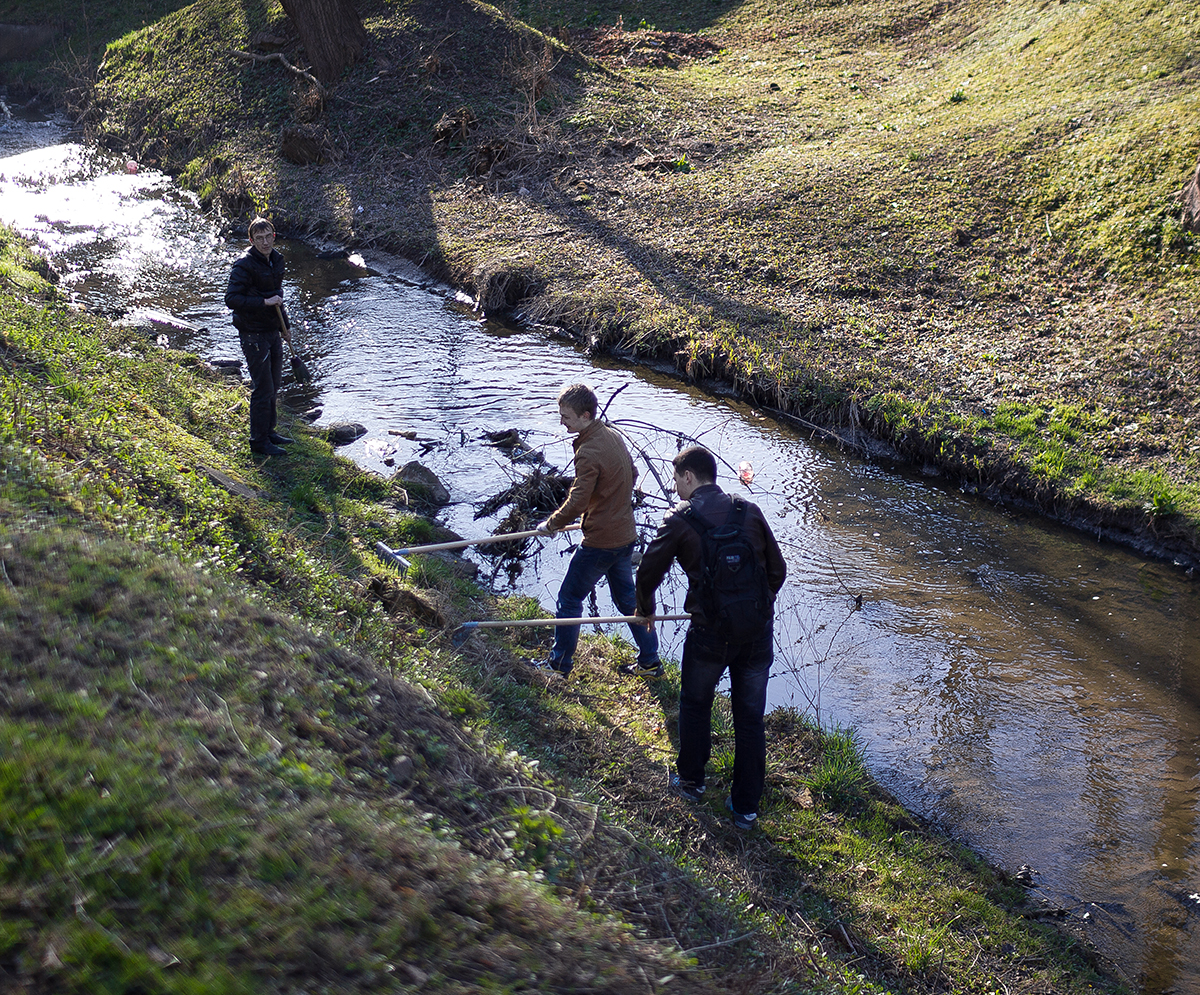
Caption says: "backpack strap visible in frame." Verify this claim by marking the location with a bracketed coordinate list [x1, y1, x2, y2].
[726, 496, 748, 530]
[679, 504, 720, 575]
[679, 503, 709, 539]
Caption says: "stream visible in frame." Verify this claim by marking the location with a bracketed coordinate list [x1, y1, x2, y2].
[3, 108, 1198, 991]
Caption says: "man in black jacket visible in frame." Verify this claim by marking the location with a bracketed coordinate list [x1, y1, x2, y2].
[636, 446, 786, 830]
[225, 217, 294, 456]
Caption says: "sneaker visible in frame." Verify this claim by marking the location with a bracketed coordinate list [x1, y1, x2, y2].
[725, 797, 757, 831]
[250, 441, 287, 456]
[618, 660, 664, 678]
[269, 432, 295, 445]
[528, 658, 571, 677]
[669, 772, 705, 803]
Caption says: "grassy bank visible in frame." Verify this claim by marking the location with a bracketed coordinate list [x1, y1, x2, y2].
[0, 227, 1124, 991]
[26, 0, 1193, 569]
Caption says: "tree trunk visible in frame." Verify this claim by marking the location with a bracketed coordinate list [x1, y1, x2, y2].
[279, 0, 368, 83]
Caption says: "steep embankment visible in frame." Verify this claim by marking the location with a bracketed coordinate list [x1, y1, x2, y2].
[67, 0, 1200, 571]
[0, 227, 1123, 991]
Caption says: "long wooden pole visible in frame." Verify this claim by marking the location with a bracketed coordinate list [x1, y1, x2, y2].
[457, 613, 690, 632]
[381, 523, 581, 557]
[451, 613, 690, 645]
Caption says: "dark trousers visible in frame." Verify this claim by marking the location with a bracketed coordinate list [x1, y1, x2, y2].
[677, 622, 773, 816]
[551, 542, 660, 670]
[239, 331, 283, 443]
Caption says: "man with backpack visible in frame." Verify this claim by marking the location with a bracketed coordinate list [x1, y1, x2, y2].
[635, 446, 786, 830]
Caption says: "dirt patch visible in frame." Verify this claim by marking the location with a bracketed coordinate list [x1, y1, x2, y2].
[572, 25, 721, 67]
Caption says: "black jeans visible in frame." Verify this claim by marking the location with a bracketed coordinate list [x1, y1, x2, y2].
[239, 331, 283, 443]
[677, 622, 773, 816]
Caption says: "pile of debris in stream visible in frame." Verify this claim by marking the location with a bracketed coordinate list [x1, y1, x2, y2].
[474, 431, 574, 580]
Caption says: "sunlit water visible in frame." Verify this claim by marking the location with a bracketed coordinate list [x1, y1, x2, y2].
[3, 109, 1199, 991]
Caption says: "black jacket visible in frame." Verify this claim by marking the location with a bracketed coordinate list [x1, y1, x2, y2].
[635, 483, 787, 625]
[225, 246, 288, 334]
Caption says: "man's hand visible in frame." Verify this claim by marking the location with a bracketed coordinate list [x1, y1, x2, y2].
[536, 519, 554, 535]
[264, 295, 283, 306]
[635, 614, 655, 632]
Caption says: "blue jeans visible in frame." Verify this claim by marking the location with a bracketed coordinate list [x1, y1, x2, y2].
[550, 542, 660, 671]
[677, 622, 773, 816]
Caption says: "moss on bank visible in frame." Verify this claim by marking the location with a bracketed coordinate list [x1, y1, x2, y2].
[0, 223, 1124, 990]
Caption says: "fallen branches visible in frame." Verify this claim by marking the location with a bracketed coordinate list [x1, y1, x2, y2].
[224, 49, 325, 97]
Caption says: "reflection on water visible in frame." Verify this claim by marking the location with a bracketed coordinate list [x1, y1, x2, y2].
[4, 112, 1200, 992]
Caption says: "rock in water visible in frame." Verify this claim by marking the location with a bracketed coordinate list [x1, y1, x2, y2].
[395, 462, 451, 504]
[326, 422, 368, 445]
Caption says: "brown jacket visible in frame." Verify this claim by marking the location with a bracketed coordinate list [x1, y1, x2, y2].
[635, 484, 786, 625]
[546, 419, 637, 549]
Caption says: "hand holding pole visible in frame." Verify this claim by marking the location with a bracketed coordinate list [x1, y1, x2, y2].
[274, 304, 292, 347]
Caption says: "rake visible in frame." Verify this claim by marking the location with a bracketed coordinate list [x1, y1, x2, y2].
[375, 523, 582, 570]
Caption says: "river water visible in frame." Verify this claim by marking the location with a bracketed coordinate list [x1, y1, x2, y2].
[3, 110, 1198, 991]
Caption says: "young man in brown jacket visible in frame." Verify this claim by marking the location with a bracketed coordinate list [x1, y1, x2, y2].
[534, 383, 661, 677]
[636, 445, 786, 830]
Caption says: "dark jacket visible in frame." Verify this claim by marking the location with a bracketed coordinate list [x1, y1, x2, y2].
[635, 483, 786, 625]
[225, 246, 288, 335]
[546, 419, 637, 549]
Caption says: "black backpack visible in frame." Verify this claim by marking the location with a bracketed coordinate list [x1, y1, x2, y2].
[680, 497, 774, 641]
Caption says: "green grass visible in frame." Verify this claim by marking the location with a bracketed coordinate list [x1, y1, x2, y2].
[0, 221, 1125, 989]
[0, 225, 725, 993]
[5, 0, 1189, 978]
[802, 724, 870, 808]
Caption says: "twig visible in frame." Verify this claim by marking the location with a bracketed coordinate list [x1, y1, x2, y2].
[211, 692, 248, 755]
[758, 405, 870, 455]
[473, 809, 554, 830]
[0, 559, 13, 589]
[126, 661, 156, 709]
[825, 555, 851, 598]
[599, 383, 629, 421]
[609, 417, 752, 485]
[835, 921, 857, 955]
[680, 928, 759, 955]
[608, 422, 674, 504]
[224, 49, 325, 96]
[482, 784, 600, 816]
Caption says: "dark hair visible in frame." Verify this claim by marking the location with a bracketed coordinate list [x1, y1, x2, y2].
[673, 445, 716, 482]
[557, 383, 598, 419]
[248, 216, 275, 237]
